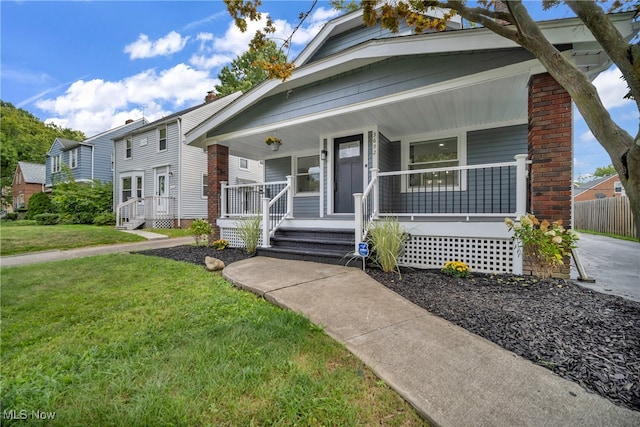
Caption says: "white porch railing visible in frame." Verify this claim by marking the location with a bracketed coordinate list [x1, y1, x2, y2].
[116, 196, 175, 228]
[220, 177, 293, 248]
[354, 154, 529, 254]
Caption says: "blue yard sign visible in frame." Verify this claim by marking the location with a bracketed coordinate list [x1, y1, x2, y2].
[358, 242, 369, 257]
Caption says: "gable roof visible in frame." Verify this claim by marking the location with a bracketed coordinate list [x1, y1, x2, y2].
[185, 11, 637, 147]
[574, 174, 619, 196]
[17, 161, 46, 184]
[115, 92, 243, 140]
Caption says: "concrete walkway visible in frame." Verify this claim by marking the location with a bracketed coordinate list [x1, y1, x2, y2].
[223, 257, 640, 427]
[0, 233, 192, 268]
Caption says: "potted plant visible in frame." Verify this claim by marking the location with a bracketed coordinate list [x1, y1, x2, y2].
[265, 136, 282, 151]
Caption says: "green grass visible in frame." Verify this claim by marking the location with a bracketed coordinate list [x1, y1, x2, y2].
[576, 229, 639, 243]
[147, 228, 191, 238]
[1, 255, 428, 426]
[0, 223, 146, 256]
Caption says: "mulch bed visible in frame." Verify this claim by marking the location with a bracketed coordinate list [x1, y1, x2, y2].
[137, 245, 640, 412]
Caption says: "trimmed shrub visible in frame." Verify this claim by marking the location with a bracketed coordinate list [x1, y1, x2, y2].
[4, 212, 18, 221]
[34, 213, 61, 225]
[51, 178, 113, 224]
[189, 218, 212, 246]
[93, 212, 116, 226]
[26, 192, 55, 219]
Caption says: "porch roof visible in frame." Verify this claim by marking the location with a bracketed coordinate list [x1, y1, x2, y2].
[185, 12, 637, 160]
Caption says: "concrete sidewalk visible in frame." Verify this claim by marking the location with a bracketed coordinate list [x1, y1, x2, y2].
[223, 257, 640, 427]
[0, 235, 192, 268]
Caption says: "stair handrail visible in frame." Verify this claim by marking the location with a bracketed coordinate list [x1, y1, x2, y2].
[354, 168, 379, 255]
[116, 197, 141, 228]
[261, 175, 293, 247]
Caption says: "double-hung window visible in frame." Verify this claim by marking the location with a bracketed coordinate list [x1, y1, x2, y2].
[202, 174, 208, 198]
[69, 148, 78, 169]
[158, 127, 167, 151]
[408, 137, 460, 189]
[125, 138, 132, 159]
[52, 155, 61, 173]
[295, 155, 320, 194]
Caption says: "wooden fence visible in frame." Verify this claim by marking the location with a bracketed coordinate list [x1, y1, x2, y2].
[575, 197, 636, 238]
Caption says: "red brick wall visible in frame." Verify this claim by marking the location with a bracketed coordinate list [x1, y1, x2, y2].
[574, 175, 620, 202]
[528, 73, 572, 226]
[207, 144, 229, 238]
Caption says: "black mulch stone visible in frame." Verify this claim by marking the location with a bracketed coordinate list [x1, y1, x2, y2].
[137, 245, 640, 412]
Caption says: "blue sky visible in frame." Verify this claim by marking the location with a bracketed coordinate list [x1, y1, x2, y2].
[1, 1, 637, 179]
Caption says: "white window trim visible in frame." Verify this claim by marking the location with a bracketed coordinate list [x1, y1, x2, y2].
[293, 152, 321, 197]
[238, 157, 249, 171]
[401, 130, 467, 192]
[52, 155, 61, 173]
[202, 173, 208, 199]
[125, 138, 132, 160]
[119, 172, 144, 203]
[158, 127, 168, 152]
[69, 148, 78, 169]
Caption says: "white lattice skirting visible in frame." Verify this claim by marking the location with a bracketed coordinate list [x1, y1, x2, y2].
[151, 219, 174, 229]
[220, 228, 264, 249]
[398, 235, 514, 274]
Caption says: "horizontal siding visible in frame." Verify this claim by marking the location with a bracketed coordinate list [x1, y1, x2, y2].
[211, 49, 533, 137]
[265, 157, 291, 182]
[229, 156, 264, 184]
[181, 92, 242, 133]
[467, 124, 528, 165]
[179, 145, 208, 219]
[310, 21, 412, 62]
[293, 196, 320, 217]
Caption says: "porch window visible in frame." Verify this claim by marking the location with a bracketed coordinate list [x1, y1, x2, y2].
[125, 138, 132, 159]
[408, 137, 460, 188]
[295, 155, 320, 194]
[69, 148, 78, 169]
[202, 174, 208, 198]
[158, 127, 167, 151]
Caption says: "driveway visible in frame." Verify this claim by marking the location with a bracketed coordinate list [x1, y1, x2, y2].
[572, 233, 640, 302]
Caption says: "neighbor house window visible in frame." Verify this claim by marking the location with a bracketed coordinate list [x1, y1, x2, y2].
[614, 181, 622, 193]
[239, 158, 249, 170]
[122, 177, 132, 201]
[296, 155, 320, 194]
[69, 148, 78, 169]
[202, 174, 208, 198]
[52, 155, 61, 173]
[125, 138, 132, 159]
[408, 137, 460, 188]
[158, 127, 167, 151]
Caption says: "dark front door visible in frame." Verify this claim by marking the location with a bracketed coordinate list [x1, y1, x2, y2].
[334, 134, 363, 213]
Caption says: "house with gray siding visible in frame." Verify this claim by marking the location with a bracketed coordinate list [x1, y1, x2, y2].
[186, 10, 637, 275]
[113, 91, 260, 229]
[45, 118, 147, 188]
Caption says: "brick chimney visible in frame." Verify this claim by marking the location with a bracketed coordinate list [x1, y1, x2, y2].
[205, 91, 218, 103]
[125, 119, 134, 124]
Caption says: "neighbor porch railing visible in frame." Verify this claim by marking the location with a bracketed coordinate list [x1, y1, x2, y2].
[220, 177, 293, 247]
[116, 196, 175, 228]
[353, 154, 529, 253]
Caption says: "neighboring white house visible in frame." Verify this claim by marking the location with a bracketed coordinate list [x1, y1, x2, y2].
[113, 91, 262, 229]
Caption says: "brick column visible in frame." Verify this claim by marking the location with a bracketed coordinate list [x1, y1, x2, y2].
[527, 73, 573, 278]
[207, 144, 229, 239]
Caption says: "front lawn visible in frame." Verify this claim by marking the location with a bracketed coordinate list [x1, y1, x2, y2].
[0, 254, 426, 426]
[0, 223, 145, 256]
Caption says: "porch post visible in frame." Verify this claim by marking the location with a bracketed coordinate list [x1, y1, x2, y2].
[261, 197, 271, 248]
[286, 175, 294, 218]
[354, 192, 363, 255]
[220, 181, 228, 218]
[514, 155, 528, 218]
[207, 144, 229, 239]
[371, 168, 379, 219]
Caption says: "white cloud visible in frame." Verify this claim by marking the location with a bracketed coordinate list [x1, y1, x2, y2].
[36, 64, 216, 135]
[124, 31, 190, 60]
[592, 66, 633, 110]
[579, 130, 595, 143]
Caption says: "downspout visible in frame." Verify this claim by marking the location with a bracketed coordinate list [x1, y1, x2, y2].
[177, 118, 182, 228]
[91, 145, 95, 181]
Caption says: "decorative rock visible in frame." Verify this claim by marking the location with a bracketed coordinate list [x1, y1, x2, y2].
[204, 256, 225, 271]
